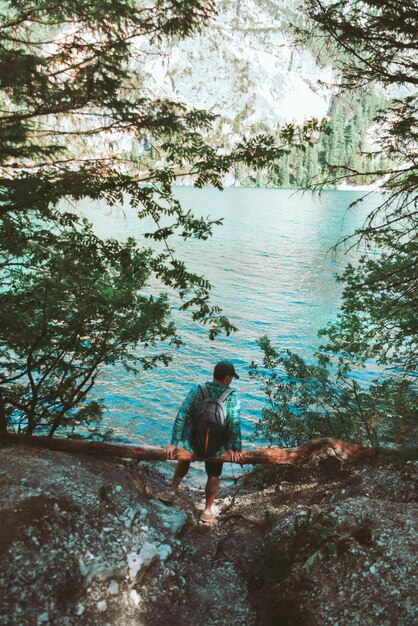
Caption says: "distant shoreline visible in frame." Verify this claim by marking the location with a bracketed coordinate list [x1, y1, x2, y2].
[173, 182, 383, 192]
[335, 182, 381, 192]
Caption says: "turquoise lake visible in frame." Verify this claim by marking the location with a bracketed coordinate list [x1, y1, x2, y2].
[78, 187, 382, 452]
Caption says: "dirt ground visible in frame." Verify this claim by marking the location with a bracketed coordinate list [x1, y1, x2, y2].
[0, 443, 417, 625]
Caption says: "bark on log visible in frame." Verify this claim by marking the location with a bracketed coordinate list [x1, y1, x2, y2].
[0, 433, 378, 465]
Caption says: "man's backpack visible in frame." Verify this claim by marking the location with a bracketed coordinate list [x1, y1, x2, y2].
[191, 384, 234, 457]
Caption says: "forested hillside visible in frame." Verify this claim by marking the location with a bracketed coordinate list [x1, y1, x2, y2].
[257, 90, 391, 188]
[133, 0, 397, 189]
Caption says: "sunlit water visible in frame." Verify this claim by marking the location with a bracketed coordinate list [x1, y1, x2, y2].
[75, 187, 382, 475]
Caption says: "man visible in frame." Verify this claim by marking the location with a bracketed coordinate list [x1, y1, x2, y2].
[157, 360, 243, 523]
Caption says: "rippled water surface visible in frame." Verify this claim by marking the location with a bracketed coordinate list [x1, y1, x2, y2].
[78, 187, 381, 449]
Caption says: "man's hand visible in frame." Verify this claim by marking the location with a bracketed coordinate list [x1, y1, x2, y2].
[162, 444, 178, 460]
[228, 450, 244, 464]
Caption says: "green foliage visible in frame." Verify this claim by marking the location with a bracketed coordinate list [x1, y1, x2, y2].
[0, 211, 180, 435]
[299, 1, 418, 89]
[0, 0, 302, 435]
[320, 234, 418, 372]
[250, 337, 417, 448]
[265, 0, 418, 445]
[296, 1, 418, 366]
[292, 510, 336, 555]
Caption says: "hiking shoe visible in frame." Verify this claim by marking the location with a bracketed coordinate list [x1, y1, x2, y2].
[199, 511, 216, 523]
[156, 490, 175, 504]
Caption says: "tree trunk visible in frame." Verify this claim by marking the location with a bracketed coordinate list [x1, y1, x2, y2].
[0, 433, 378, 465]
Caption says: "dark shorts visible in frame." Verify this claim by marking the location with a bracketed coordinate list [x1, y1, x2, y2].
[205, 461, 223, 477]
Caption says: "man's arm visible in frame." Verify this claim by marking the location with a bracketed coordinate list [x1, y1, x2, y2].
[162, 385, 199, 459]
[225, 393, 243, 463]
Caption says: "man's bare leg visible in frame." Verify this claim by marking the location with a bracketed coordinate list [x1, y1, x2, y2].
[156, 460, 190, 504]
[171, 460, 190, 492]
[204, 476, 220, 514]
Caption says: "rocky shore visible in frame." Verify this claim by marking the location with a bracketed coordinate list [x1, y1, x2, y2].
[0, 444, 417, 625]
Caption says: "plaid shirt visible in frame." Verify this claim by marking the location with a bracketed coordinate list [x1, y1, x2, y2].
[170, 381, 242, 456]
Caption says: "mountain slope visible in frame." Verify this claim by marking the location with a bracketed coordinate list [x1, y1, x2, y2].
[141, 0, 334, 132]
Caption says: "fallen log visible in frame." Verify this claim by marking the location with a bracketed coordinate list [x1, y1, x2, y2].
[1, 433, 378, 465]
